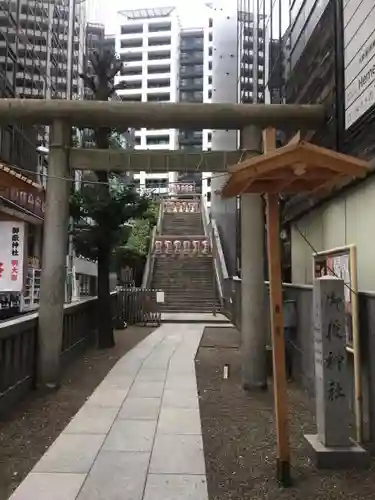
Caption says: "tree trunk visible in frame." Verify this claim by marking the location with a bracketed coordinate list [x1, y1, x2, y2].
[97, 243, 114, 349]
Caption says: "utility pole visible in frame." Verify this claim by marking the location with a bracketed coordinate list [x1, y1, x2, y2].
[240, 125, 267, 390]
[66, 0, 78, 303]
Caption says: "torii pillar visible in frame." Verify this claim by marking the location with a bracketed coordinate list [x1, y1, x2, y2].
[240, 125, 267, 390]
[38, 120, 71, 389]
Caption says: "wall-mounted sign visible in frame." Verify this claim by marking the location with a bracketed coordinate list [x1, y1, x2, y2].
[0, 186, 45, 218]
[0, 221, 25, 292]
[344, 0, 375, 129]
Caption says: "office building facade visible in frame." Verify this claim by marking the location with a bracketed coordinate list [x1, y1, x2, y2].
[209, 0, 268, 276]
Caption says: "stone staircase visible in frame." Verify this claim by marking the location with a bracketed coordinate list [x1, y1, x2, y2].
[161, 212, 203, 236]
[151, 200, 220, 313]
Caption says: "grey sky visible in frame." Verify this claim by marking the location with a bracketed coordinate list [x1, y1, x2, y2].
[97, 0, 217, 34]
[90, 0, 289, 38]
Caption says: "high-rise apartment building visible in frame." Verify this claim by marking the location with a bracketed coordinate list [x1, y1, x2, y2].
[0, 0, 86, 176]
[112, 2, 265, 206]
[178, 26, 213, 195]
[115, 7, 180, 194]
[114, 5, 216, 196]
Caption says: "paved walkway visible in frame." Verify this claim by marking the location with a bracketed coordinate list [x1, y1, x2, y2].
[10, 322, 217, 500]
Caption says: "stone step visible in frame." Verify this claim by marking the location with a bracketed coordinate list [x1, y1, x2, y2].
[159, 306, 221, 313]
[152, 284, 215, 289]
[153, 282, 214, 288]
[153, 269, 214, 274]
[152, 281, 215, 286]
[161, 230, 204, 236]
[153, 269, 214, 283]
[159, 303, 220, 309]
[154, 262, 213, 268]
[160, 301, 219, 307]
[153, 290, 218, 296]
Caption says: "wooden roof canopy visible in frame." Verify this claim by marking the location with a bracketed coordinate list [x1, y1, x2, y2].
[221, 134, 371, 199]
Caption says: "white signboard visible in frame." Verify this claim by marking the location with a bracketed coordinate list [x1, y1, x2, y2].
[0, 221, 25, 292]
[344, 0, 375, 128]
[156, 291, 165, 304]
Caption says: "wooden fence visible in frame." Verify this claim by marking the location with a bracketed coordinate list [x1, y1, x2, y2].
[0, 289, 160, 418]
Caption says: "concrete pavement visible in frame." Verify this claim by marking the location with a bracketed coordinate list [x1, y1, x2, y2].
[9, 322, 214, 500]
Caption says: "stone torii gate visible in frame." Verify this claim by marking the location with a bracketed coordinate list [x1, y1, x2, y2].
[0, 98, 326, 388]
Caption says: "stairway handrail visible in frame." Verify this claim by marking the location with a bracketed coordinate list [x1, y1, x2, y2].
[156, 199, 164, 234]
[201, 195, 228, 304]
[142, 202, 161, 288]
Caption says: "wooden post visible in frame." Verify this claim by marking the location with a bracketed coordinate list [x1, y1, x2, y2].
[263, 128, 291, 486]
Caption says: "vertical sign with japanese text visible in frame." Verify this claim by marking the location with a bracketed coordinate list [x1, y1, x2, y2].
[0, 221, 25, 292]
[313, 276, 351, 447]
[314, 250, 354, 348]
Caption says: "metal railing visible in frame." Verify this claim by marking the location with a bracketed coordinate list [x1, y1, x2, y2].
[141, 203, 162, 289]
[115, 287, 161, 327]
[201, 195, 228, 306]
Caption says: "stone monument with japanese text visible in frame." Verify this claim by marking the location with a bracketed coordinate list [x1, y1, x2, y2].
[304, 276, 369, 469]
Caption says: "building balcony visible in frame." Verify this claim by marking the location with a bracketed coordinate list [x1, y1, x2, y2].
[120, 93, 142, 102]
[180, 53, 204, 65]
[148, 36, 171, 47]
[119, 83, 143, 93]
[119, 42, 143, 51]
[180, 91, 203, 102]
[147, 50, 172, 61]
[119, 51, 143, 64]
[146, 58, 172, 67]
[147, 92, 171, 102]
[120, 24, 143, 36]
[180, 65, 204, 78]
[180, 40, 204, 51]
[147, 77, 171, 88]
[147, 71, 171, 80]
[179, 80, 203, 91]
[147, 21, 172, 33]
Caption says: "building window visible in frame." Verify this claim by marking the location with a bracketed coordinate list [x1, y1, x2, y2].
[208, 90, 212, 99]
[120, 38, 142, 49]
[148, 22, 171, 33]
[209, 61, 212, 70]
[147, 93, 170, 102]
[148, 51, 171, 61]
[121, 24, 143, 35]
[207, 191, 211, 202]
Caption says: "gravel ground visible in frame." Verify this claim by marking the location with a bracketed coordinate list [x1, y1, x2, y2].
[0, 326, 155, 500]
[195, 327, 375, 500]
